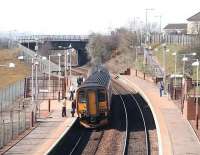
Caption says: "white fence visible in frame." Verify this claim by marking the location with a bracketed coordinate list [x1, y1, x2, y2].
[150, 34, 200, 47]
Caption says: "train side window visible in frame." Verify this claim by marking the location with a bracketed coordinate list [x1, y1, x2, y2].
[98, 89, 106, 102]
[78, 91, 87, 103]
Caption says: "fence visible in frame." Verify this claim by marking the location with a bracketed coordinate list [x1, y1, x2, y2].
[0, 44, 61, 149]
[150, 34, 200, 47]
[0, 98, 32, 149]
[0, 79, 24, 111]
[0, 79, 29, 149]
[24, 74, 66, 100]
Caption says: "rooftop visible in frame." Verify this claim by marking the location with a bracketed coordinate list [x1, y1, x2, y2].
[187, 12, 200, 21]
[164, 23, 187, 30]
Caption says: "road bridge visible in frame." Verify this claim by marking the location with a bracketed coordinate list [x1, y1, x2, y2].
[16, 35, 89, 42]
[17, 35, 89, 66]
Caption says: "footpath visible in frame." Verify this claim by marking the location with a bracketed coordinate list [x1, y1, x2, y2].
[119, 71, 200, 155]
[1, 99, 76, 155]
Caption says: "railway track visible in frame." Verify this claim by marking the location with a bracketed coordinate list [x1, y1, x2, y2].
[113, 79, 158, 155]
[113, 80, 149, 154]
[70, 129, 104, 155]
[69, 81, 128, 155]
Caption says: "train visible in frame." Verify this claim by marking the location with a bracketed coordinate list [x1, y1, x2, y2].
[76, 65, 112, 128]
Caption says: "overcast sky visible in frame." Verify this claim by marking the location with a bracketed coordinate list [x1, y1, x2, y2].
[0, 0, 199, 35]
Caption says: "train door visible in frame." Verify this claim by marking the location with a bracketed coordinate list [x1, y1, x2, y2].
[88, 90, 97, 116]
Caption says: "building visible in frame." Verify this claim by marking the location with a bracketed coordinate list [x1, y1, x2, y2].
[163, 23, 187, 34]
[187, 12, 200, 34]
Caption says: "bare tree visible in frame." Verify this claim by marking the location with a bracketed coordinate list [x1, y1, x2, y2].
[86, 27, 138, 66]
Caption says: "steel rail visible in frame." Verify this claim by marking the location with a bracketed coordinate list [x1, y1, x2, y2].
[93, 130, 104, 154]
[112, 82, 128, 155]
[116, 79, 150, 155]
[69, 130, 85, 155]
[129, 91, 149, 155]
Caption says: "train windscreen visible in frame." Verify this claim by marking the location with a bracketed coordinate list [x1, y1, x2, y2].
[78, 91, 87, 103]
[98, 89, 106, 102]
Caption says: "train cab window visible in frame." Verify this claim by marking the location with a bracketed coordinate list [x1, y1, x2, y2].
[98, 89, 106, 102]
[78, 91, 87, 103]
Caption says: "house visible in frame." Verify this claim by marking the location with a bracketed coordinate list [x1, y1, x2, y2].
[187, 12, 200, 34]
[163, 23, 187, 34]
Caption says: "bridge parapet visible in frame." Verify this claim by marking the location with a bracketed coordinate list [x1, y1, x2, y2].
[17, 35, 89, 43]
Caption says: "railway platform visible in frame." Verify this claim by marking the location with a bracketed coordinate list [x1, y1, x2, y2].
[119, 73, 200, 155]
[1, 99, 77, 155]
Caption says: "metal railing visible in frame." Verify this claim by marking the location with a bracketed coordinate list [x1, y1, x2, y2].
[17, 35, 89, 43]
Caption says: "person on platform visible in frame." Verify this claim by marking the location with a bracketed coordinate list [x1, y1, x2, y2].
[159, 82, 164, 97]
[77, 76, 81, 87]
[62, 97, 67, 117]
[69, 84, 75, 100]
[71, 100, 76, 117]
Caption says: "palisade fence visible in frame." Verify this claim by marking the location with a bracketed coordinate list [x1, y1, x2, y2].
[150, 34, 200, 47]
[0, 44, 59, 149]
[0, 79, 32, 149]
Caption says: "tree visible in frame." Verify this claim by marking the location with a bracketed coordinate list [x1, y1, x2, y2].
[86, 27, 138, 66]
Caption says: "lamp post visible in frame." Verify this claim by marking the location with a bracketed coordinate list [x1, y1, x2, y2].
[58, 53, 61, 91]
[182, 52, 196, 77]
[18, 54, 46, 122]
[68, 44, 72, 86]
[135, 46, 140, 63]
[172, 52, 177, 86]
[162, 44, 169, 94]
[192, 59, 199, 129]
[182, 56, 188, 77]
[155, 15, 162, 33]
[145, 8, 154, 44]
[48, 53, 61, 98]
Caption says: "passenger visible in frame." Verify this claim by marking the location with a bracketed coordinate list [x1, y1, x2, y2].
[62, 97, 67, 117]
[71, 100, 76, 117]
[80, 76, 83, 84]
[159, 82, 164, 97]
[77, 76, 81, 87]
[69, 84, 75, 100]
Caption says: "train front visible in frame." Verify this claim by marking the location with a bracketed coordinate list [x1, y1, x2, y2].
[76, 84, 110, 128]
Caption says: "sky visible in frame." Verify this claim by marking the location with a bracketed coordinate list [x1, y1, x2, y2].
[0, 0, 200, 35]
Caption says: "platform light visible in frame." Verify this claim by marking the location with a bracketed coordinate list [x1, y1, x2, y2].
[18, 55, 24, 60]
[182, 57, 188, 61]
[8, 63, 15, 68]
[42, 56, 47, 60]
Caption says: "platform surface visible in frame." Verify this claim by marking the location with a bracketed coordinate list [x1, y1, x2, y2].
[3, 99, 76, 155]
